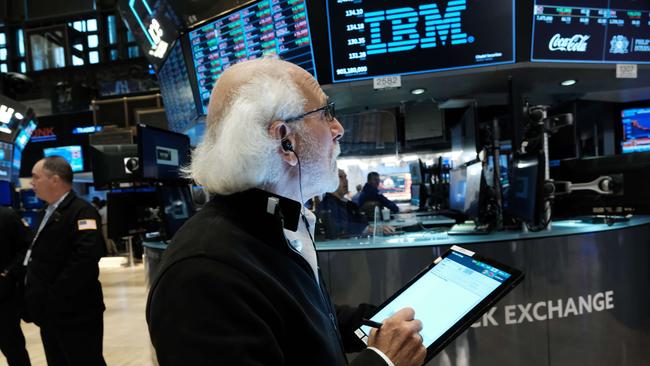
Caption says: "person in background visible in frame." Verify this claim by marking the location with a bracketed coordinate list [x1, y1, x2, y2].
[97, 200, 117, 256]
[25, 157, 107, 366]
[351, 184, 363, 205]
[147, 58, 425, 366]
[317, 169, 394, 239]
[358, 172, 400, 215]
[0, 206, 32, 366]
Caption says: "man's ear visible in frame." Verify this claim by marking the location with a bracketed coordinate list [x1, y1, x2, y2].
[268, 120, 298, 167]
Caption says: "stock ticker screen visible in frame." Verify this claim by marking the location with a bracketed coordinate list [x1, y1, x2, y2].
[0, 141, 13, 181]
[532, 1, 650, 63]
[621, 107, 650, 153]
[189, 0, 318, 115]
[326, 0, 515, 83]
[157, 40, 198, 133]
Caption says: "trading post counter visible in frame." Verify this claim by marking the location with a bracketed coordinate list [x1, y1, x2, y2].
[316, 216, 650, 366]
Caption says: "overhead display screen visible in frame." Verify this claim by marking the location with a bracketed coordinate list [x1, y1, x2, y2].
[326, 0, 515, 83]
[158, 40, 198, 133]
[532, 1, 650, 63]
[189, 0, 318, 115]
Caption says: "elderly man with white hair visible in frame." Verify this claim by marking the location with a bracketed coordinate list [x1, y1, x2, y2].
[146, 58, 426, 366]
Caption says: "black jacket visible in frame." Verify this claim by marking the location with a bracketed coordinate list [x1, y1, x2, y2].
[24, 191, 106, 326]
[0, 207, 32, 300]
[147, 189, 387, 366]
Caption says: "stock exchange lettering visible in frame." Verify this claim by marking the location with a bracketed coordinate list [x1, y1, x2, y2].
[364, 0, 472, 55]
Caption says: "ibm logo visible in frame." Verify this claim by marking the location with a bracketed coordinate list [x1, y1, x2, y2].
[364, 0, 473, 55]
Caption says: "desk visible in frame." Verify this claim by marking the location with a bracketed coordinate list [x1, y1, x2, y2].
[316, 216, 650, 366]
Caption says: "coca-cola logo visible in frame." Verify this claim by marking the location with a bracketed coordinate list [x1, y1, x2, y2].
[548, 34, 590, 52]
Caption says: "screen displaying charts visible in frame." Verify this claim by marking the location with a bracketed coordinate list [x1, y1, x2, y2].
[157, 40, 198, 133]
[532, 1, 650, 63]
[621, 107, 650, 153]
[189, 0, 318, 115]
[43, 145, 84, 172]
[326, 0, 515, 82]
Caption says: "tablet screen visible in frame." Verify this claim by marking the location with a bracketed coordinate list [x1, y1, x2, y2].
[359, 249, 512, 347]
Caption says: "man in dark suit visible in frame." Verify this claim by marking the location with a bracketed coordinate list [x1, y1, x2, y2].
[25, 157, 106, 366]
[147, 59, 426, 366]
[0, 206, 32, 366]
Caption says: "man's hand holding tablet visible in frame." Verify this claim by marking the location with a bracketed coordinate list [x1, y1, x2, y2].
[367, 307, 426, 366]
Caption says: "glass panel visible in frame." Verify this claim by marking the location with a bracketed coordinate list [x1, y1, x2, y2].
[128, 45, 139, 58]
[107, 15, 117, 45]
[0, 33, 5, 45]
[73, 21, 84, 32]
[88, 34, 98, 48]
[74, 43, 83, 51]
[20, 61, 26, 73]
[0, 64, 7, 73]
[89, 51, 99, 64]
[30, 31, 66, 71]
[72, 55, 84, 66]
[0, 48, 6, 60]
[86, 19, 97, 32]
[17, 29, 25, 57]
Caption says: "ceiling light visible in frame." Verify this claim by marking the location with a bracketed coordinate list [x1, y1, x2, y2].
[410, 88, 426, 95]
[560, 79, 577, 86]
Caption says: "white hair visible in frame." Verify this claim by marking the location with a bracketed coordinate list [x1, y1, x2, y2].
[186, 66, 305, 194]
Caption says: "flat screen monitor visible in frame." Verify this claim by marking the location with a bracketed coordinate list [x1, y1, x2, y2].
[107, 189, 160, 239]
[504, 154, 544, 223]
[326, 0, 515, 82]
[449, 105, 479, 163]
[14, 119, 37, 151]
[20, 189, 45, 209]
[531, 1, 650, 63]
[0, 180, 13, 206]
[138, 124, 190, 181]
[157, 39, 199, 133]
[0, 95, 30, 143]
[449, 162, 482, 217]
[89, 144, 139, 189]
[20, 210, 42, 231]
[379, 172, 412, 202]
[43, 145, 84, 172]
[0, 141, 12, 181]
[116, 0, 181, 65]
[188, 0, 318, 114]
[158, 185, 196, 240]
[621, 106, 650, 154]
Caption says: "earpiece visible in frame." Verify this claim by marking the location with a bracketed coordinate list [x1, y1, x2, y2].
[281, 139, 294, 152]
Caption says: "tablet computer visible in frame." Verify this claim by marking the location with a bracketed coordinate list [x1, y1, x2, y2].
[355, 245, 524, 362]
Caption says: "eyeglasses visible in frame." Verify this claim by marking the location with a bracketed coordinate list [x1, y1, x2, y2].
[285, 101, 336, 124]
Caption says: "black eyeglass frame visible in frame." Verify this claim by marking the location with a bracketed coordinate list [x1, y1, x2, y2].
[284, 101, 336, 124]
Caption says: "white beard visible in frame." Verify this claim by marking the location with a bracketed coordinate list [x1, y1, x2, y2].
[299, 136, 340, 196]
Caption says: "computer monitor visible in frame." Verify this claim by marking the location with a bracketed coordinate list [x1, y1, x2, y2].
[137, 124, 190, 181]
[158, 185, 196, 240]
[20, 210, 42, 231]
[89, 144, 139, 189]
[20, 189, 45, 209]
[449, 105, 479, 164]
[107, 189, 160, 240]
[43, 145, 84, 172]
[621, 106, 650, 154]
[504, 154, 544, 223]
[449, 162, 482, 218]
[379, 172, 412, 202]
[0, 180, 14, 206]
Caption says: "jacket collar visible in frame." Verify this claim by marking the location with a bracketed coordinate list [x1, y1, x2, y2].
[208, 188, 302, 233]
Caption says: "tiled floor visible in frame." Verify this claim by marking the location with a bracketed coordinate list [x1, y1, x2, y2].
[0, 260, 156, 366]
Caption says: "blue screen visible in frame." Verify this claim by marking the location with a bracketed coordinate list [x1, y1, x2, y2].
[20, 189, 44, 209]
[139, 125, 190, 180]
[158, 40, 198, 133]
[621, 107, 650, 153]
[0, 180, 13, 206]
[0, 141, 12, 181]
[14, 120, 37, 150]
[43, 145, 84, 172]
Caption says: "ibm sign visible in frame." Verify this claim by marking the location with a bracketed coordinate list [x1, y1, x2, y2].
[364, 0, 472, 55]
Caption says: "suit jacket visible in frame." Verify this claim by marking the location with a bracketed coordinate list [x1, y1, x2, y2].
[24, 191, 106, 326]
[0, 207, 32, 301]
[147, 189, 387, 366]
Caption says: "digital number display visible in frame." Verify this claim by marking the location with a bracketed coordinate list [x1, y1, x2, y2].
[532, 1, 650, 63]
[157, 40, 198, 133]
[189, 0, 318, 115]
[326, 0, 515, 83]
